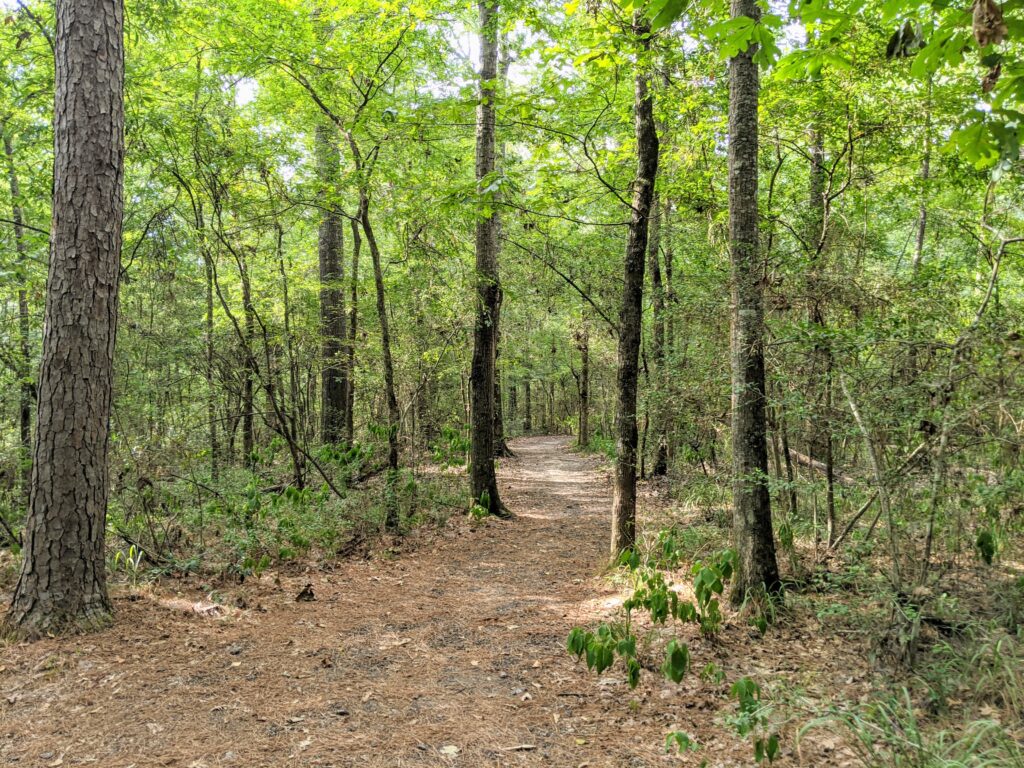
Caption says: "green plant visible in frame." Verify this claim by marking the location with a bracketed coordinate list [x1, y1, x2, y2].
[469, 490, 492, 520]
[431, 426, 469, 469]
[568, 546, 739, 687]
[798, 688, 1024, 768]
[729, 677, 780, 764]
[690, 549, 737, 636]
[664, 730, 701, 756]
[112, 544, 144, 587]
[700, 661, 726, 684]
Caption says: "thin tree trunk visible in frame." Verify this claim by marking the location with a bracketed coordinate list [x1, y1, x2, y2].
[648, 195, 668, 476]
[610, 19, 658, 558]
[911, 76, 932, 275]
[469, 0, 509, 517]
[241, 254, 256, 467]
[202, 230, 219, 480]
[316, 122, 348, 444]
[3, 132, 33, 506]
[492, 39, 514, 459]
[524, 379, 532, 432]
[577, 320, 590, 449]
[807, 127, 835, 545]
[493, 288, 514, 457]
[7, 0, 124, 636]
[346, 218, 360, 446]
[727, 0, 780, 601]
[359, 197, 401, 529]
[778, 398, 798, 518]
[276, 225, 305, 488]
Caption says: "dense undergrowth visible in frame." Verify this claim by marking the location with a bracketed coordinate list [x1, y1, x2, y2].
[0, 432, 464, 593]
[565, 443, 1024, 767]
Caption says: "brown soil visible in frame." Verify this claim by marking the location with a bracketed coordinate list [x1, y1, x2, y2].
[0, 436, 868, 767]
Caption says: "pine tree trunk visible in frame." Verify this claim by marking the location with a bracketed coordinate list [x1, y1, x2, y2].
[316, 122, 348, 445]
[7, 0, 123, 636]
[611, 20, 658, 558]
[727, 0, 780, 602]
[469, 0, 509, 517]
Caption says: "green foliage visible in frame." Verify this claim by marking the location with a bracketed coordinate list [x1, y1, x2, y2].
[111, 545, 145, 588]
[431, 427, 469, 469]
[729, 677, 781, 764]
[799, 688, 1024, 768]
[664, 730, 700, 756]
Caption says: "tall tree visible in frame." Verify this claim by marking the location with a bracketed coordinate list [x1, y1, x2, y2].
[610, 18, 658, 557]
[316, 122, 348, 445]
[469, 0, 509, 517]
[7, 0, 124, 635]
[727, 0, 780, 601]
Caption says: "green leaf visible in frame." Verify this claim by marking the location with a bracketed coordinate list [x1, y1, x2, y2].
[649, 0, 686, 32]
[661, 639, 690, 683]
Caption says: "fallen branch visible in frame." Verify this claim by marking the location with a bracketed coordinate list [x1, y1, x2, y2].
[787, 448, 856, 486]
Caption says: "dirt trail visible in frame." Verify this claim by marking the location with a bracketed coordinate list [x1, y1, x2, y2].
[2, 437, 694, 767]
[0, 437, 869, 766]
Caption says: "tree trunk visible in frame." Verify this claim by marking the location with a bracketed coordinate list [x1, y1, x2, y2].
[3, 132, 33, 506]
[807, 127, 835, 545]
[911, 76, 931, 275]
[610, 20, 658, 558]
[727, 0, 780, 602]
[7, 0, 123, 636]
[524, 379, 532, 432]
[241, 254, 256, 466]
[316, 122, 348, 445]
[468, 0, 509, 517]
[493, 288, 514, 457]
[648, 195, 668, 476]
[346, 218, 360, 446]
[360, 197, 401, 530]
[203, 231, 219, 480]
[507, 377, 517, 424]
[577, 321, 590, 449]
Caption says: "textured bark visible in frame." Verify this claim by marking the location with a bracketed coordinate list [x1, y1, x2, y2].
[7, 0, 123, 635]
[316, 122, 348, 445]
[3, 132, 33, 505]
[610, 22, 658, 558]
[727, 0, 780, 601]
[468, 0, 508, 517]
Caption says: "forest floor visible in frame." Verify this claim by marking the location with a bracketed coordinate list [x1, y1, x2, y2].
[0, 436, 875, 768]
